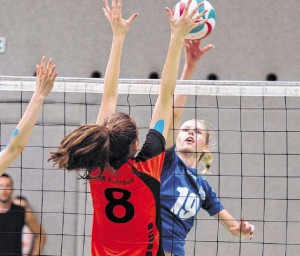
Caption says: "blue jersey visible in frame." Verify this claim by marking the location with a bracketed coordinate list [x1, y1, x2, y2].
[160, 147, 224, 255]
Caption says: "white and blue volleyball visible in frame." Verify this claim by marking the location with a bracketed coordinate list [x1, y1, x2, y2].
[173, 0, 216, 40]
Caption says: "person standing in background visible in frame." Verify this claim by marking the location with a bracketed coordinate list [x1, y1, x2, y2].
[0, 174, 46, 255]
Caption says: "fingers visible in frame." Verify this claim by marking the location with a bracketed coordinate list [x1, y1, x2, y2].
[49, 64, 58, 82]
[105, 0, 117, 17]
[188, 2, 207, 30]
[102, 7, 110, 21]
[37, 56, 57, 82]
[202, 44, 215, 53]
[116, 0, 121, 17]
[184, 39, 214, 62]
[183, 0, 191, 17]
[102, 0, 112, 22]
[103, 0, 111, 14]
[45, 58, 54, 78]
[241, 217, 255, 240]
[39, 56, 46, 77]
[165, 7, 174, 21]
[127, 12, 139, 25]
[111, 0, 116, 11]
[187, 1, 205, 19]
[249, 225, 254, 239]
[36, 65, 40, 77]
[103, 0, 138, 30]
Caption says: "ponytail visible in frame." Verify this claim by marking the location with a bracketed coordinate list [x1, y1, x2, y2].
[49, 124, 110, 178]
[195, 119, 216, 175]
[49, 112, 138, 179]
[201, 152, 213, 174]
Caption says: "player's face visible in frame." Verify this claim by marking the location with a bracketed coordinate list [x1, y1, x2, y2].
[0, 177, 13, 204]
[176, 119, 208, 155]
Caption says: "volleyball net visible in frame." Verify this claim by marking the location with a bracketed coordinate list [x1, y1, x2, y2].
[0, 77, 299, 256]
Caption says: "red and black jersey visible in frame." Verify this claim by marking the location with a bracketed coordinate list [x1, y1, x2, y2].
[89, 129, 166, 256]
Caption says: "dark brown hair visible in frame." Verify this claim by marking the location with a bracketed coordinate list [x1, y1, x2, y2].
[49, 112, 138, 179]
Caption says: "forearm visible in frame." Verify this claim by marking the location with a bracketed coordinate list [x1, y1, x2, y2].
[96, 35, 125, 124]
[31, 232, 46, 255]
[103, 35, 125, 98]
[180, 60, 198, 80]
[160, 35, 185, 103]
[166, 51, 197, 147]
[6, 92, 45, 155]
[151, 36, 184, 137]
[217, 209, 251, 239]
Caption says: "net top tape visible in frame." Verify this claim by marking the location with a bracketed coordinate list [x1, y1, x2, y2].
[1, 76, 300, 97]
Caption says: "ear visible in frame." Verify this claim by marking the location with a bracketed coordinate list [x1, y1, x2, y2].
[134, 139, 139, 150]
[130, 139, 139, 152]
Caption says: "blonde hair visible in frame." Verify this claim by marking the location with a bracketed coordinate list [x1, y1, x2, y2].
[201, 152, 213, 174]
[195, 120, 217, 175]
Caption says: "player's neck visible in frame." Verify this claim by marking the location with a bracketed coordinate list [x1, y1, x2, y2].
[177, 152, 197, 169]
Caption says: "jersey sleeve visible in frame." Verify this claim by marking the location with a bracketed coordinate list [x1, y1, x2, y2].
[160, 145, 176, 180]
[201, 178, 224, 216]
[134, 129, 166, 181]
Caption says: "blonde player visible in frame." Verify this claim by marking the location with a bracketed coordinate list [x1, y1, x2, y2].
[160, 39, 255, 256]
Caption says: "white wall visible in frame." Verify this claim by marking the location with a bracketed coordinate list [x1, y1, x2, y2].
[0, 0, 300, 80]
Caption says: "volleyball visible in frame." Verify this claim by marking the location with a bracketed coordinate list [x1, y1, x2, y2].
[173, 0, 216, 40]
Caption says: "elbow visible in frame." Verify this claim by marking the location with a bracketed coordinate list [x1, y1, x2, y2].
[17, 144, 25, 153]
[8, 143, 25, 155]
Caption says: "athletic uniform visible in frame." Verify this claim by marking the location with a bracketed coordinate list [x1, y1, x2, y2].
[0, 203, 25, 255]
[160, 147, 224, 256]
[89, 129, 166, 256]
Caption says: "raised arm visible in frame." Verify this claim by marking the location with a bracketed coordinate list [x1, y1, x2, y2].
[166, 39, 214, 148]
[96, 0, 138, 125]
[0, 56, 57, 175]
[150, 0, 207, 139]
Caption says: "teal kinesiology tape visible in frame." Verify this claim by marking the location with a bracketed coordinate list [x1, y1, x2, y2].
[9, 128, 19, 141]
[154, 120, 164, 134]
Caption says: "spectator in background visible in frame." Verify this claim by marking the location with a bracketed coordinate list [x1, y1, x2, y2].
[0, 174, 46, 256]
[14, 195, 35, 256]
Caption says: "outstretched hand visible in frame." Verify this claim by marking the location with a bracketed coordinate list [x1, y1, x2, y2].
[35, 56, 57, 98]
[184, 39, 214, 66]
[230, 217, 255, 240]
[165, 0, 207, 40]
[102, 0, 139, 36]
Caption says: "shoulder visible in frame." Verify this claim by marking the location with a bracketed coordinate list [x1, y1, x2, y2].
[135, 129, 166, 162]
[197, 176, 212, 192]
[146, 129, 166, 146]
[161, 146, 179, 178]
[164, 145, 177, 164]
[10, 203, 25, 212]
